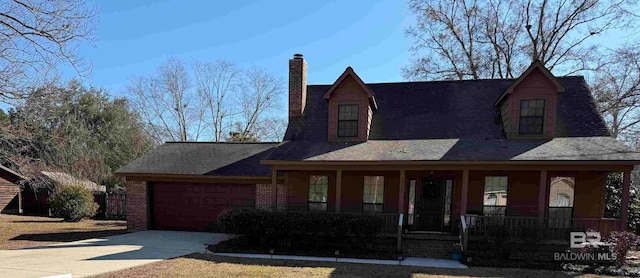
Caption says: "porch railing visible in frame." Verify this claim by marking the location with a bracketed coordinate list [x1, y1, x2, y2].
[463, 214, 622, 241]
[381, 213, 401, 235]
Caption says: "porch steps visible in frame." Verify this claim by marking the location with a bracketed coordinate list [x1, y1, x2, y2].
[402, 233, 459, 259]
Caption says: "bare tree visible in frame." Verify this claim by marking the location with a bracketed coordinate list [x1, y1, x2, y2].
[253, 118, 287, 142]
[128, 59, 203, 142]
[405, 0, 634, 80]
[234, 67, 284, 141]
[193, 60, 241, 141]
[592, 46, 640, 143]
[481, 0, 527, 78]
[523, 0, 628, 74]
[129, 59, 285, 143]
[0, 0, 97, 101]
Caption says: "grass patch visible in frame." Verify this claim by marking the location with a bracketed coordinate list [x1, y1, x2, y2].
[0, 213, 127, 249]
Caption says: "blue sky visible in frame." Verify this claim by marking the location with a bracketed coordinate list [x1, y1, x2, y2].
[78, 0, 412, 98]
[68, 0, 635, 103]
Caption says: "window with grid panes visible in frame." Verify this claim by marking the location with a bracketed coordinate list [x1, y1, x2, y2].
[308, 175, 328, 211]
[519, 99, 545, 134]
[363, 176, 384, 213]
[483, 176, 508, 216]
[338, 104, 359, 137]
[548, 177, 575, 227]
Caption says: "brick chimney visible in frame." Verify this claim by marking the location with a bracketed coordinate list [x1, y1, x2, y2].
[289, 54, 307, 118]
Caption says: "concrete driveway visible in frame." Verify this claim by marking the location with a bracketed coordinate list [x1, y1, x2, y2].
[0, 230, 227, 278]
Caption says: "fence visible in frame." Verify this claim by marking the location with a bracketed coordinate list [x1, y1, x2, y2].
[94, 192, 126, 220]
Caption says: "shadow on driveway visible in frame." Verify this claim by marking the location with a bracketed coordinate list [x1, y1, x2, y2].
[11, 229, 130, 243]
[16, 230, 227, 261]
[0, 231, 227, 277]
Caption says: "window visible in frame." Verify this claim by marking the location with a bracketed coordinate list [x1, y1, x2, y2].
[407, 180, 416, 225]
[548, 177, 575, 227]
[338, 104, 359, 137]
[308, 175, 328, 212]
[519, 99, 545, 134]
[483, 176, 508, 216]
[443, 179, 453, 228]
[363, 176, 384, 213]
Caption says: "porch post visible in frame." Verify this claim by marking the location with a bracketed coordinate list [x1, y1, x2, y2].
[538, 170, 548, 224]
[621, 170, 631, 231]
[398, 169, 406, 214]
[271, 167, 278, 212]
[18, 188, 22, 214]
[461, 169, 469, 215]
[336, 170, 342, 213]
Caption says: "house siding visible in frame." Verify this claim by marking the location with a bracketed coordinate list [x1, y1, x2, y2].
[281, 169, 610, 221]
[500, 101, 510, 137]
[286, 171, 400, 213]
[467, 171, 544, 216]
[507, 68, 560, 139]
[465, 170, 608, 218]
[573, 171, 608, 218]
[0, 177, 19, 213]
[327, 75, 371, 142]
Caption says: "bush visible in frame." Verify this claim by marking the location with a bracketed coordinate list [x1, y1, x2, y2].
[217, 208, 384, 250]
[48, 185, 98, 222]
[606, 231, 640, 266]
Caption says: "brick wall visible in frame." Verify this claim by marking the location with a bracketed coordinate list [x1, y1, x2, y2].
[288, 55, 307, 117]
[256, 184, 286, 211]
[126, 180, 148, 231]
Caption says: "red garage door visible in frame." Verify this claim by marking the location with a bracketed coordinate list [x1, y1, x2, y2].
[152, 182, 255, 231]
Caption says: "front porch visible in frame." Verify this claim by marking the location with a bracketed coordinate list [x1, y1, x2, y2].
[266, 163, 633, 246]
[461, 215, 622, 242]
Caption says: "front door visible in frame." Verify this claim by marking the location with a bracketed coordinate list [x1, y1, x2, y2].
[410, 176, 454, 232]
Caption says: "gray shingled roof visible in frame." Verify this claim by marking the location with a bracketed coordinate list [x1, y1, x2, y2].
[118, 137, 640, 176]
[285, 76, 610, 141]
[264, 137, 640, 162]
[117, 77, 638, 177]
[116, 142, 280, 175]
[40, 171, 104, 192]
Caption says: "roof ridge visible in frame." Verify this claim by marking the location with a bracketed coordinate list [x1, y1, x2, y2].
[164, 141, 282, 144]
[307, 75, 584, 87]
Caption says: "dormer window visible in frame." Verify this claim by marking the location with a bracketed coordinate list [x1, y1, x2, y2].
[338, 104, 359, 137]
[519, 99, 545, 134]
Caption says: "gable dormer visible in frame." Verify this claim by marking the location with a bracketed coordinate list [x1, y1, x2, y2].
[494, 60, 566, 139]
[324, 67, 377, 142]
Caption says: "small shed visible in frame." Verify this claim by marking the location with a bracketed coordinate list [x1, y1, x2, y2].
[0, 165, 26, 214]
[22, 171, 105, 215]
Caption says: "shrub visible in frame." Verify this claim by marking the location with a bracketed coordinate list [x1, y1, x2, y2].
[606, 231, 640, 266]
[217, 208, 384, 249]
[48, 185, 98, 222]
